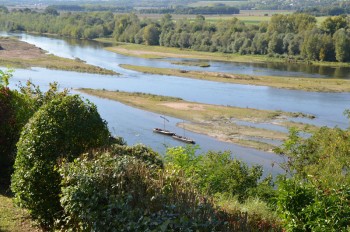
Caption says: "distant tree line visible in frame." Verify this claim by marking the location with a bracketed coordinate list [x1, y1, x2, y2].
[298, 3, 350, 16]
[50, 4, 133, 13]
[138, 6, 240, 15]
[0, 8, 350, 62]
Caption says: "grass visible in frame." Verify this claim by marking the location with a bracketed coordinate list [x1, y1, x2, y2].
[78, 89, 318, 151]
[0, 37, 117, 75]
[0, 195, 38, 232]
[120, 64, 350, 92]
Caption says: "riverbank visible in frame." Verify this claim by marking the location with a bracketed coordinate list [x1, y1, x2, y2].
[106, 43, 350, 68]
[79, 89, 318, 151]
[120, 64, 350, 92]
[0, 37, 117, 75]
[106, 43, 270, 62]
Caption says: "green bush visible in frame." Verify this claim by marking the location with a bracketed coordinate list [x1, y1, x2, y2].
[109, 143, 163, 168]
[0, 74, 71, 192]
[275, 126, 350, 188]
[59, 151, 231, 231]
[0, 70, 33, 191]
[277, 177, 350, 231]
[11, 94, 110, 230]
[275, 122, 350, 231]
[165, 146, 267, 200]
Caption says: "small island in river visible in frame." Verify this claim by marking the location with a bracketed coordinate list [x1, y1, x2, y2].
[79, 89, 318, 152]
[0, 37, 117, 75]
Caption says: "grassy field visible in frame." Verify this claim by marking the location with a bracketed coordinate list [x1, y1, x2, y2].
[0, 195, 38, 232]
[120, 64, 350, 92]
[136, 10, 296, 25]
[79, 89, 318, 151]
[0, 37, 117, 75]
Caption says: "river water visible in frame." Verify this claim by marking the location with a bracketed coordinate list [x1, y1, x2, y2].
[3, 32, 350, 175]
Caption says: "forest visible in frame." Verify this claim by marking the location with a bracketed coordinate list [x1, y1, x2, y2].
[0, 9, 350, 62]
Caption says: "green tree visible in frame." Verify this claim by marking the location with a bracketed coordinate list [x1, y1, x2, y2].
[143, 23, 160, 45]
[11, 95, 110, 230]
[321, 15, 348, 35]
[268, 32, 284, 54]
[333, 28, 350, 62]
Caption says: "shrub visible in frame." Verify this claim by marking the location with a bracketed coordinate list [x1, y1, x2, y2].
[165, 146, 266, 200]
[277, 177, 350, 231]
[11, 94, 110, 229]
[275, 121, 350, 231]
[59, 152, 231, 231]
[109, 143, 163, 168]
[0, 70, 32, 191]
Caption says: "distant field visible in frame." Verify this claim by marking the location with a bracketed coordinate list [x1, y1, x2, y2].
[188, 1, 246, 7]
[137, 10, 293, 25]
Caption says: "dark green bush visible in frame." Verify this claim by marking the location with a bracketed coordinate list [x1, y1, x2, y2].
[59, 151, 231, 231]
[0, 87, 22, 190]
[11, 94, 110, 230]
[0, 70, 33, 191]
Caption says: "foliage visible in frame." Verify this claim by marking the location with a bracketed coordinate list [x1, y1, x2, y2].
[275, 121, 350, 231]
[108, 143, 164, 168]
[274, 126, 350, 188]
[0, 70, 33, 191]
[276, 177, 350, 231]
[11, 94, 110, 230]
[1, 11, 350, 62]
[59, 152, 232, 231]
[164, 146, 271, 201]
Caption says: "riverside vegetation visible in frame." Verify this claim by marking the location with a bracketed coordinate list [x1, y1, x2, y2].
[1, 9, 350, 64]
[2, 69, 350, 231]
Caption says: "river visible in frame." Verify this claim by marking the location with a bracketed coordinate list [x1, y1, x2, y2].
[3, 32, 350, 175]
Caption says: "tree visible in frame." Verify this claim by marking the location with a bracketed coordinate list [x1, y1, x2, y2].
[44, 7, 59, 16]
[268, 32, 284, 54]
[333, 28, 350, 62]
[321, 15, 348, 35]
[11, 95, 110, 230]
[143, 23, 160, 45]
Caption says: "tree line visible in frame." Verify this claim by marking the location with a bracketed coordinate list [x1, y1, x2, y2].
[0, 9, 350, 62]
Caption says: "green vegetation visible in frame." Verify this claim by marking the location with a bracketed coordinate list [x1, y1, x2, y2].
[0, 195, 37, 232]
[11, 94, 110, 230]
[120, 64, 350, 92]
[1, 11, 350, 64]
[2, 68, 350, 231]
[274, 126, 350, 231]
[78, 89, 318, 151]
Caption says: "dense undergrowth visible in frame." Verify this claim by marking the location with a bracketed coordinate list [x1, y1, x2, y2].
[1, 69, 350, 231]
